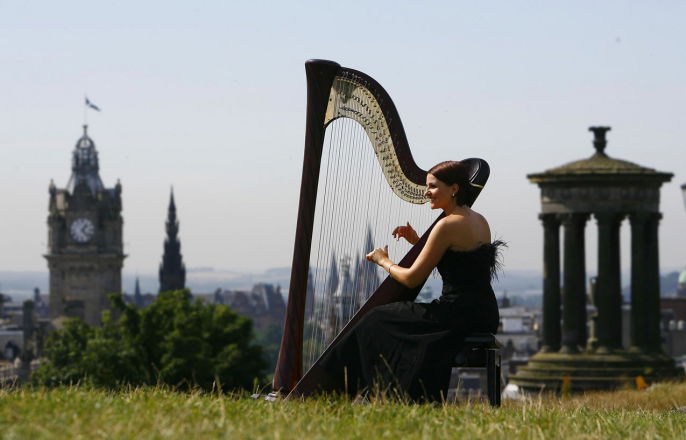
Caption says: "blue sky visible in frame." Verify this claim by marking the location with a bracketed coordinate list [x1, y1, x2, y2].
[1, 1, 685, 276]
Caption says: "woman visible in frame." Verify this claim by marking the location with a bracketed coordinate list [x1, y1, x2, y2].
[320, 160, 502, 401]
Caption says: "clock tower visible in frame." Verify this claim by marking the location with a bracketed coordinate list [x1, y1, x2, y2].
[45, 125, 124, 325]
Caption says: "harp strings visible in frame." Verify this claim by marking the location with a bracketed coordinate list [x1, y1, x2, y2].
[303, 89, 435, 371]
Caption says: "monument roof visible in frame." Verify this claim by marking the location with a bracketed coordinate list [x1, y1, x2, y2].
[543, 151, 652, 175]
[528, 127, 673, 183]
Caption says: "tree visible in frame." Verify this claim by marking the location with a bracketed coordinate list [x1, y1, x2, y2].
[255, 323, 283, 377]
[33, 290, 266, 391]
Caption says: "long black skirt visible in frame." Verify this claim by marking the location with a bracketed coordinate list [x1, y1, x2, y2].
[319, 299, 496, 401]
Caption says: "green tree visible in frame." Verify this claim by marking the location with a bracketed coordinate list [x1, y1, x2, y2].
[255, 323, 283, 376]
[34, 290, 266, 391]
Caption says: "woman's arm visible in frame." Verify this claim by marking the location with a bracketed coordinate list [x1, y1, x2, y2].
[367, 220, 452, 288]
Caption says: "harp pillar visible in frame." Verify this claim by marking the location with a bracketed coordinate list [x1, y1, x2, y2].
[272, 60, 340, 393]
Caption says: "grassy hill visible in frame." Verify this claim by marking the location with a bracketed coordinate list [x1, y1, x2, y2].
[1, 383, 686, 439]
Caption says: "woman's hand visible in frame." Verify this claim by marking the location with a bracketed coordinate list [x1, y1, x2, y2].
[366, 245, 390, 268]
[392, 222, 419, 245]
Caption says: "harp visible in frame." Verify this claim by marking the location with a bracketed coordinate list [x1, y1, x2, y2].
[273, 60, 489, 396]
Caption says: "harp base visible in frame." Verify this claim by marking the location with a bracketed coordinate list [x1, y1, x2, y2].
[250, 391, 283, 402]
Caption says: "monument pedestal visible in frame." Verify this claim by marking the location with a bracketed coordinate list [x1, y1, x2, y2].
[510, 351, 684, 393]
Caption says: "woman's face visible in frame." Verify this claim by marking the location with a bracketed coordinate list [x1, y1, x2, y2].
[425, 173, 458, 210]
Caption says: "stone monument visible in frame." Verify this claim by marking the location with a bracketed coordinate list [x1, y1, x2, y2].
[510, 126, 684, 392]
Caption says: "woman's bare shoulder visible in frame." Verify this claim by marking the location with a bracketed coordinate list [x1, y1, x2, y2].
[472, 210, 492, 243]
[437, 213, 472, 237]
[443, 208, 487, 225]
[438, 213, 467, 228]
[470, 209, 490, 227]
[443, 208, 491, 248]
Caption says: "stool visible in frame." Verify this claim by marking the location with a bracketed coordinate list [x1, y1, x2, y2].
[452, 333, 502, 406]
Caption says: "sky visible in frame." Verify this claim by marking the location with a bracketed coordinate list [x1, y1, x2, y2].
[1, 1, 685, 279]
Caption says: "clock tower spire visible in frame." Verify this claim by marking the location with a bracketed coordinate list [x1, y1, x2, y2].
[66, 124, 105, 195]
[45, 125, 124, 326]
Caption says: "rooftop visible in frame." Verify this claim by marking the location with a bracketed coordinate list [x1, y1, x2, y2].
[528, 126, 672, 183]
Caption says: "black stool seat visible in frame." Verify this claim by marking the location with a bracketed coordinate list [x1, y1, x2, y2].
[453, 333, 502, 406]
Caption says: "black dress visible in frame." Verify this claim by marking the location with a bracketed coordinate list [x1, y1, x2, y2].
[319, 241, 503, 401]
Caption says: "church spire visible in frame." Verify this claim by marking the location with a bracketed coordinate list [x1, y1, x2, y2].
[166, 188, 178, 241]
[159, 188, 186, 293]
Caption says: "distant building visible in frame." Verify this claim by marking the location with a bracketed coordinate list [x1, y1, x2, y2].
[0, 299, 45, 364]
[334, 257, 355, 326]
[677, 269, 686, 297]
[498, 307, 541, 348]
[0, 328, 22, 362]
[0, 293, 6, 318]
[498, 292, 511, 309]
[660, 297, 686, 357]
[212, 283, 286, 333]
[318, 229, 382, 343]
[45, 125, 124, 326]
[159, 189, 186, 293]
[497, 305, 542, 382]
[32, 288, 49, 319]
[123, 277, 155, 309]
[134, 277, 143, 306]
[0, 293, 22, 361]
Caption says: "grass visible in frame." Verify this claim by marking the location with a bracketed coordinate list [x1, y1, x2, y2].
[1, 383, 685, 439]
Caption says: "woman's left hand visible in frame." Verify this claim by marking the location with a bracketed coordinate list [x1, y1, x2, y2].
[366, 245, 389, 266]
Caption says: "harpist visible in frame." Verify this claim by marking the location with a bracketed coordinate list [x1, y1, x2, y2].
[320, 160, 502, 401]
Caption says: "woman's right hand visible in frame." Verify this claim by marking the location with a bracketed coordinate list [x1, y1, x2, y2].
[392, 222, 419, 245]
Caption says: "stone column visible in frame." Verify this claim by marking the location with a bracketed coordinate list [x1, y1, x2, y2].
[629, 211, 649, 351]
[560, 213, 589, 353]
[540, 213, 561, 352]
[645, 212, 663, 353]
[595, 212, 623, 353]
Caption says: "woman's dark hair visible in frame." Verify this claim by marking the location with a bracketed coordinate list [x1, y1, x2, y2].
[428, 161, 470, 206]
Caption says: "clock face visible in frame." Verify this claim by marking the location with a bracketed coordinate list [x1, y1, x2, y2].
[70, 218, 95, 243]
